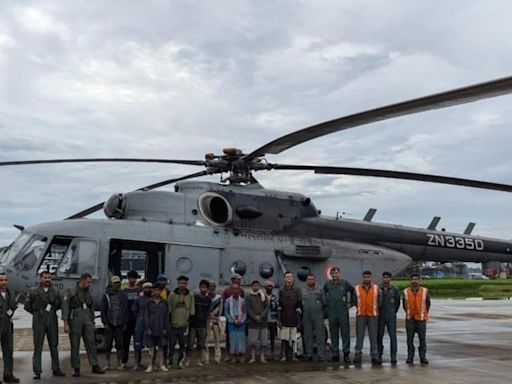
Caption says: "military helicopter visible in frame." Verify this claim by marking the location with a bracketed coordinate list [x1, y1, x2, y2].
[1, 75, 512, 312]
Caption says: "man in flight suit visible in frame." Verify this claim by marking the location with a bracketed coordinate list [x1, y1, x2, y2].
[62, 272, 105, 377]
[323, 266, 354, 364]
[25, 270, 66, 379]
[302, 274, 327, 362]
[377, 271, 400, 365]
[0, 272, 19, 383]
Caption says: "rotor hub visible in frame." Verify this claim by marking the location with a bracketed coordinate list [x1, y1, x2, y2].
[202, 148, 272, 184]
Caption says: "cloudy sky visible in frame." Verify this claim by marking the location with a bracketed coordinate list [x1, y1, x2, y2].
[1, 0, 511, 245]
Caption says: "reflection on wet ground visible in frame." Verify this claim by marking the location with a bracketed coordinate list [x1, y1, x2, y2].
[8, 300, 512, 383]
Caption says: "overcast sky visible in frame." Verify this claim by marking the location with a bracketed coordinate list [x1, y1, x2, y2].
[1, 0, 511, 246]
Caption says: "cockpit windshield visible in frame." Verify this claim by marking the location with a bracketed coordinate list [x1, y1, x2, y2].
[13, 234, 48, 271]
[0, 232, 48, 272]
[0, 232, 32, 264]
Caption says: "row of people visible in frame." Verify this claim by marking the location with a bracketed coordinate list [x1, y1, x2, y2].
[224, 268, 430, 366]
[0, 267, 430, 381]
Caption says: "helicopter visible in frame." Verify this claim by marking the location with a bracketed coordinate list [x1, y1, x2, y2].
[1, 75, 512, 312]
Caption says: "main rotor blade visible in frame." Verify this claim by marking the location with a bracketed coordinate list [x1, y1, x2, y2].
[0, 158, 206, 167]
[246, 75, 512, 160]
[272, 164, 512, 193]
[66, 170, 210, 219]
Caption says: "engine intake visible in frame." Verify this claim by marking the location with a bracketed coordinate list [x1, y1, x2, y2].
[198, 192, 233, 226]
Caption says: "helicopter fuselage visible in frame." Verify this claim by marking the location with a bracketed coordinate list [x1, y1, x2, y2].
[1, 180, 511, 308]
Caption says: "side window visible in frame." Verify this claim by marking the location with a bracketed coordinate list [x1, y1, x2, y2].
[58, 239, 98, 277]
[38, 237, 73, 275]
[120, 250, 147, 279]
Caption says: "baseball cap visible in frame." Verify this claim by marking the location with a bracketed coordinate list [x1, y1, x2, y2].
[111, 275, 121, 283]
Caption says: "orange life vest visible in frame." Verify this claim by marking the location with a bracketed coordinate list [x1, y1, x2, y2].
[355, 284, 379, 317]
[403, 287, 429, 321]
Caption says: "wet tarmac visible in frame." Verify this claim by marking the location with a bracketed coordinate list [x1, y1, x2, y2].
[7, 299, 512, 383]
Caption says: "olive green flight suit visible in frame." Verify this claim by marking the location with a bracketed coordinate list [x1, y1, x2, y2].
[25, 284, 62, 374]
[323, 279, 354, 357]
[62, 284, 99, 370]
[0, 289, 17, 379]
[302, 286, 327, 359]
[377, 284, 400, 360]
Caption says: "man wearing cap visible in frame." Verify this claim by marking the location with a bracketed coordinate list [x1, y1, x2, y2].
[168, 275, 195, 368]
[122, 270, 141, 368]
[157, 273, 171, 300]
[222, 273, 245, 359]
[264, 280, 279, 360]
[101, 275, 129, 370]
[377, 271, 400, 365]
[132, 281, 153, 370]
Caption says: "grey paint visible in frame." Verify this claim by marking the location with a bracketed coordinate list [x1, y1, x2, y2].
[1, 180, 510, 309]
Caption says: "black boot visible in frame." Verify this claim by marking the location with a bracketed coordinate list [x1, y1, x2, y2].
[52, 369, 66, 377]
[343, 352, 352, 364]
[3, 376, 20, 383]
[72, 368, 80, 377]
[33, 373, 41, 380]
[92, 365, 106, 374]
[328, 354, 339, 362]
[420, 357, 429, 365]
[353, 353, 362, 364]
[406, 356, 414, 364]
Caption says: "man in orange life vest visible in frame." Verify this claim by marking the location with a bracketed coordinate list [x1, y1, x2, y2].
[353, 271, 382, 365]
[403, 274, 431, 365]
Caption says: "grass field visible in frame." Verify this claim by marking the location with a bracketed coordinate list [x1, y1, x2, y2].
[393, 278, 512, 298]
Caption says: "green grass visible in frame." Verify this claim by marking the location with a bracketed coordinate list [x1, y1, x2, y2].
[393, 278, 512, 298]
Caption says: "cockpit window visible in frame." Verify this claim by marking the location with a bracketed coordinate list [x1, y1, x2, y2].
[13, 235, 48, 271]
[0, 232, 32, 264]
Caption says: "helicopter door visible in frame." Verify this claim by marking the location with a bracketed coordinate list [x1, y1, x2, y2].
[166, 244, 221, 288]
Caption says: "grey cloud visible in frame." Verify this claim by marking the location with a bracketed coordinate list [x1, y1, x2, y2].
[1, 0, 512, 245]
